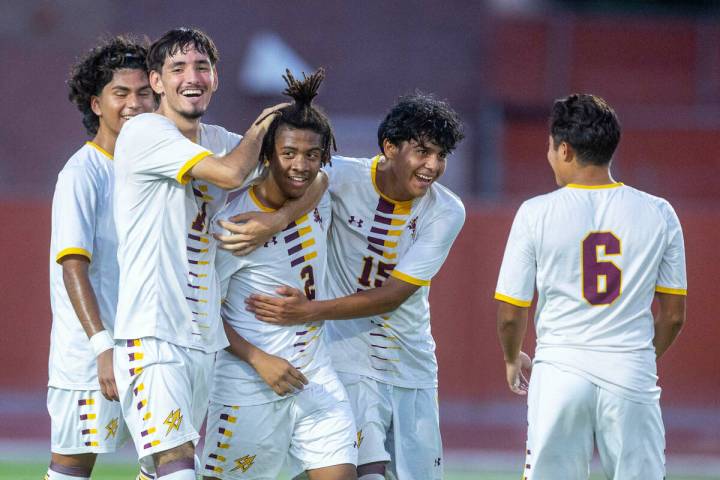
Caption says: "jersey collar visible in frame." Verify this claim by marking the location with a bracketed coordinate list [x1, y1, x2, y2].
[566, 182, 624, 190]
[86, 141, 113, 160]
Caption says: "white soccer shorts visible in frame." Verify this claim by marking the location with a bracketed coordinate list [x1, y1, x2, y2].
[114, 337, 214, 460]
[525, 362, 666, 479]
[339, 373, 443, 480]
[48, 387, 130, 454]
[201, 375, 357, 479]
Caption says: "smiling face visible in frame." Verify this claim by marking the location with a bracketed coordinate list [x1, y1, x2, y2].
[150, 44, 217, 121]
[264, 125, 324, 207]
[90, 68, 154, 138]
[380, 138, 447, 201]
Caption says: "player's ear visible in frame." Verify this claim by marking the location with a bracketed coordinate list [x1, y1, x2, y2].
[211, 66, 219, 92]
[90, 95, 102, 118]
[382, 139, 398, 159]
[149, 70, 164, 96]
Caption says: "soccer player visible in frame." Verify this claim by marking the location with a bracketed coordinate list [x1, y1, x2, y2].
[112, 29, 326, 480]
[246, 93, 466, 480]
[495, 94, 687, 479]
[201, 69, 357, 480]
[48, 36, 157, 480]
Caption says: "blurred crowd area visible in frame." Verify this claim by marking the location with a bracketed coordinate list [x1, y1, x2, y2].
[2, 0, 720, 202]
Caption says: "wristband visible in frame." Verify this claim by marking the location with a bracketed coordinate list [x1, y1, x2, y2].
[89, 330, 114, 356]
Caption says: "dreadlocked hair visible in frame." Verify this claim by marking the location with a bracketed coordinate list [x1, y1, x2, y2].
[68, 35, 150, 135]
[260, 68, 336, 166]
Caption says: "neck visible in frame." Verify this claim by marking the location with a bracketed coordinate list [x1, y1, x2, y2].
[91, 128, 117, 156]
[375, 156, 411, 202]
[565, 164, 615, 186]
[254, 175, 287, 210]
[157, 104, 201, 142]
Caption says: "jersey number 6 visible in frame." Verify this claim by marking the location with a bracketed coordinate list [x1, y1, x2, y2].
[582, 231, 622, 306]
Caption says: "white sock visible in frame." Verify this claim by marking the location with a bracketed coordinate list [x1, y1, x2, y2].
[156, 469, 195, 480]
[46, 469, 89, 480]
[358, 475, 385, 480]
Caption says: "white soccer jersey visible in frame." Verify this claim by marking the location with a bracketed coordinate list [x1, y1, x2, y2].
[324, 156, 465, 388]
[211, 186, 334, 406]
[495, 183, 687, 403]
[49, 142, 118, 389]
[114, 113, 260, 353]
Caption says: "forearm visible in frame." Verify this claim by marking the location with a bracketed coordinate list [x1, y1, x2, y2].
[497, 303, 529, 362]
[274, 171, 328, 227]
[308, 278, 416, 322]
[653, 293, 686, 359]
[62, 258, 105, 339]
[222, 320, 266, 366]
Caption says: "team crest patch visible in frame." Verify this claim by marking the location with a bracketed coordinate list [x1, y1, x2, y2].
[105, 417, 119, 439]
[163, 409, 183, 436]
[231, 454, 256, 473]
[407, 216, 418, 241]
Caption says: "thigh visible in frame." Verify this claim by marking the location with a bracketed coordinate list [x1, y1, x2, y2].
[385, 387, 442, 480]
[525, 362, 595, 480]
[289, 377, 357, 477]
[48, 387, 129, 455]
[337, 373, 392, 467]
[114, 337, 199, 460]
[201, 401, 292, 480]
[595, 390, 665, 480]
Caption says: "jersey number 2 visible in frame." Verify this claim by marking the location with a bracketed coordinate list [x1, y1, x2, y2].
[582, 232, 622, 306]
[300, 265, 316, 300]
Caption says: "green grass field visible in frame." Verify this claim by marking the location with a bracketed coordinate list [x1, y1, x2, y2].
[1, 462, 715, 480]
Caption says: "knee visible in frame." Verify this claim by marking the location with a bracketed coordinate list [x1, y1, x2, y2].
[153, 441, 195, 470]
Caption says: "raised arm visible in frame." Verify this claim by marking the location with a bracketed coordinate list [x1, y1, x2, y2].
[653, 292, 686, 359]
[496, 301, 531, 395]
[61, 256, 117, 401]
[246, 276, 419, 325]
[188, 103, 289, 190]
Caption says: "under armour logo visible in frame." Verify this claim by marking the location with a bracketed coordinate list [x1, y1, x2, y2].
[264, 236, 278, 248]
[348, 216, 363, 228]
[434, 457, 442, 467]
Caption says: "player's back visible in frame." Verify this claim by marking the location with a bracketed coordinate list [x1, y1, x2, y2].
[496, 182, 686, 402]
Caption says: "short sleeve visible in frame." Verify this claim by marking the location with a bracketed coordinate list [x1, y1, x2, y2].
[655, 203, 687, 295]
[494, 202, 536, 307]
[213, 199, 250, 298]
[117, 114, 212, 185]
[391, 203, 465, 286]
[52, 166, 97, 263]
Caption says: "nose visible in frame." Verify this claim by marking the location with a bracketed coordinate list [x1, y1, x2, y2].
[425, 153, 443, 172]
[126, 92, 142, 110]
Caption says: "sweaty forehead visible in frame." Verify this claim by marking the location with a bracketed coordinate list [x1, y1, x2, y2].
[165, 43, 211, 63]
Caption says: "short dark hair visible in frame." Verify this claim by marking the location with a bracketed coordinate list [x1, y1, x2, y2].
[549, 93, 621, 166]
[147, 27, 219, 73]
[377, 92, 464, 156]
[260, 68, 335, 166]
[67, 35, 149, 135]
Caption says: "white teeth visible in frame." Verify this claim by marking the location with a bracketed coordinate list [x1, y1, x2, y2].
[416, 174, 432, 181]
[181, 89, 202, 96]
[289, 176, 306, 182]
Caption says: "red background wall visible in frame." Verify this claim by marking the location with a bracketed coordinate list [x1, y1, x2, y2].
[1, 200, 716, 408]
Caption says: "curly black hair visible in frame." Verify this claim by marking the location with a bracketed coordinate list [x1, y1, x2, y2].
[549, 93, 621, 166]
[259, 68, 335, 166]
[67, 35, 150, 135]
[377, 92, 464, 156]
[147, 27, 219, 74]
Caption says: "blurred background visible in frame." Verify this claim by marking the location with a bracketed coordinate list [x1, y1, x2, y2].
[1, 0, 719, 477]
